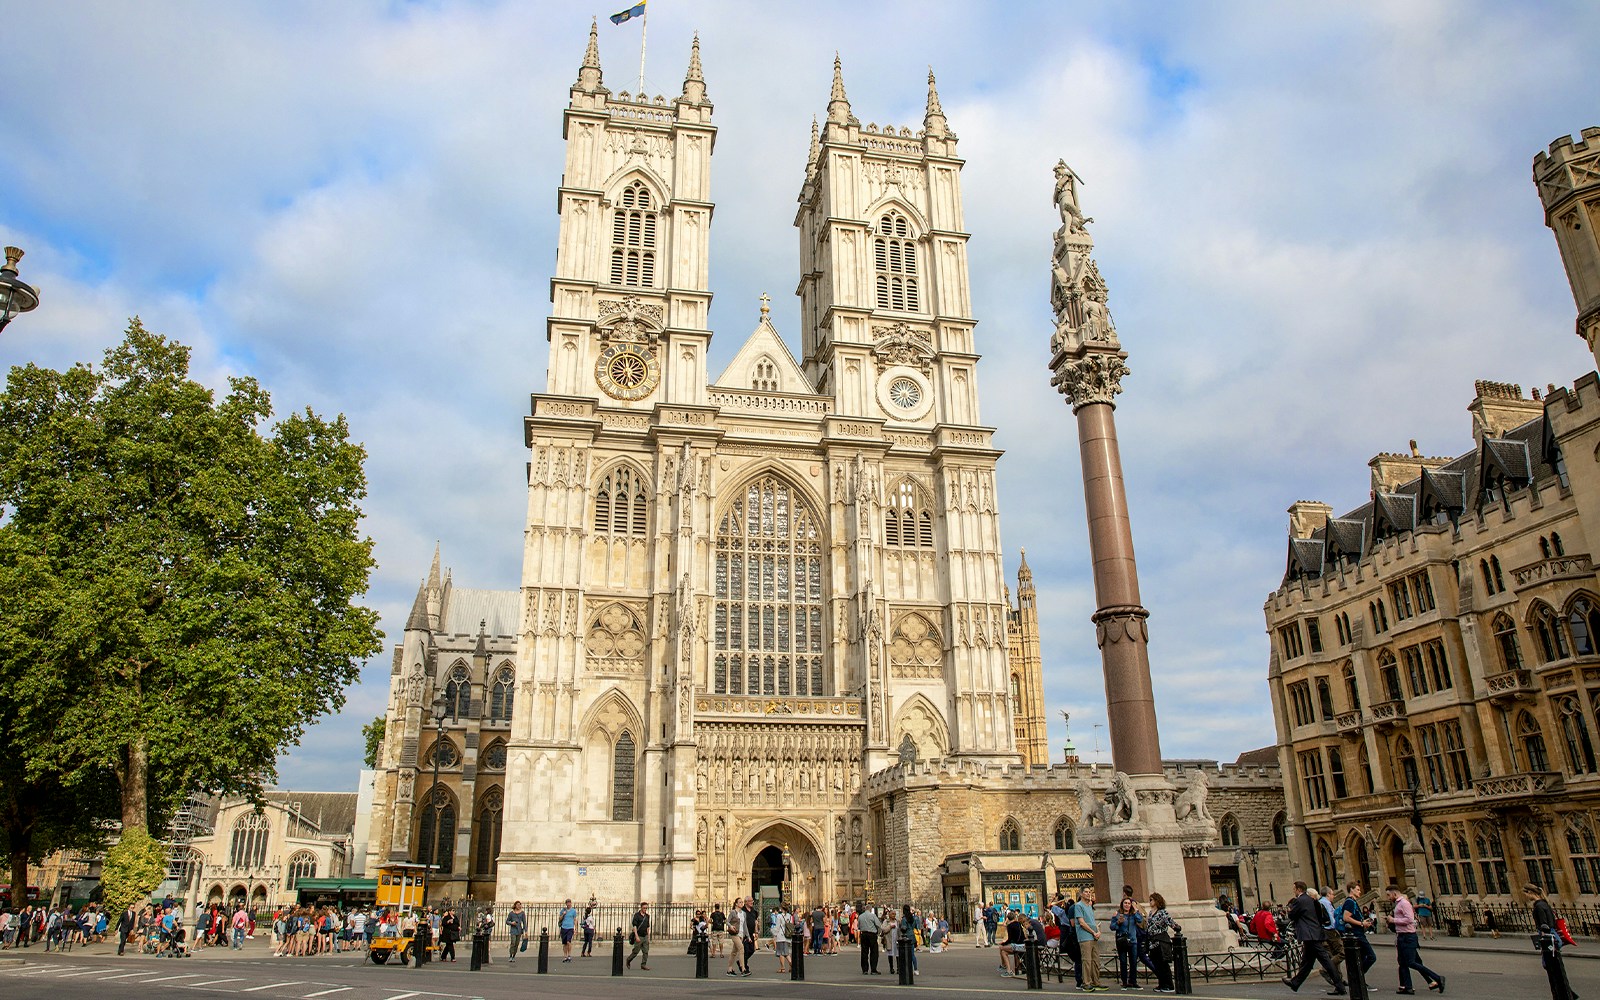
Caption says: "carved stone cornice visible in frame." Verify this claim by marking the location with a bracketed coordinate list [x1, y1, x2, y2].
[1092, 604, 1150, 649]
[1050, 350, 1129, 411]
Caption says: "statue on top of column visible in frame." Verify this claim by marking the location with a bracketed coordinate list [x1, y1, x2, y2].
[1053, 160, 1090, 234]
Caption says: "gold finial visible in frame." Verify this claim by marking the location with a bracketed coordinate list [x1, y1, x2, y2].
[3, 247, 22, 272]
[759, 292, 771, 319]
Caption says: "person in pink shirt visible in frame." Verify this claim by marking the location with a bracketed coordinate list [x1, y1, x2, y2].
[1382, 885, 1443, 995]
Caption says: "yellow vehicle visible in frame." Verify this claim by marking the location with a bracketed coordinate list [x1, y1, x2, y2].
[368, 862, 436, 965]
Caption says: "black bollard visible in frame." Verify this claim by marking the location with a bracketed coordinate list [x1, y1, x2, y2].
[537, 928, 550, 974]
[695, 930, 709, 979]
[897, 935, 915, 986]
[469, 929, 484, 971]
[612, 927, 625, 976]
[1172, 930, 1192, 995]
[1342, 931, 1367, 1000]
[1025, 939, 1043, 990]
[791, 928, 805, 981]
[1538, 926, 1576, 1000]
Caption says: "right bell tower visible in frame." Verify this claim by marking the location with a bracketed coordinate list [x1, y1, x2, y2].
[1535, 127, 1600, 367]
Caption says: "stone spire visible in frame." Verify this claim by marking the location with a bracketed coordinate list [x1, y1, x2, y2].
[681, 32, 707, 104]
[826, 53, 855, 127]
[923, 67, 948, 138]
[805, 116, 821, 180]
[405, 578, 429, 631]
[1018, 547, 1035, 596]
[424, 542, 443, 628]
[576, 17, 604, 93]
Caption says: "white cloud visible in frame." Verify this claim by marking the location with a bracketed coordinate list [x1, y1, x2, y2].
[3, 1, 1598, 788]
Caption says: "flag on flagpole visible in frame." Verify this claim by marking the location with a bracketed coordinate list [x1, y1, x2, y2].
[610, 1, 645, 24]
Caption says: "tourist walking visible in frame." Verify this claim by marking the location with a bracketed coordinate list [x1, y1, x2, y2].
[771, 904, 792, 974]
[858, 903, 882, 974]
[1336, 883, 1376, 978]
[710, 903, 726, 957]
[1381, 885, 1440, 995]
[1525, 882, 1576, 1000]
[625, 901, 651, 970]
[116, 905, 136, 956]
[438, 909, 459, 963]
[559, 898, 577, 962]
[726, 899, 747, 976]
[582, 903, 596, 957]
[505, 901, 525, 963]
[1281, 881, 1345, 995]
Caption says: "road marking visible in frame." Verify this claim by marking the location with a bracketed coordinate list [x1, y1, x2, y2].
[241, 982, 306, 992]
[56, 968, 117, 977]
[140, 973, 205, 983]
[98, 971, 162, 980]
[381, 992, 423, 1000]
[302, 989, 352, 998]
[185, 978, 248, 987]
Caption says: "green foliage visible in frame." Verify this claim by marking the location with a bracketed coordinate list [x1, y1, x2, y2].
[0, 319, 384, 831]
[100, 828, 168, 914]
[362, 715, 386, 770]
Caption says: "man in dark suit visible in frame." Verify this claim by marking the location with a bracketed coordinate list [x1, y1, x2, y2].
[116, 906, 136, 956]
[1282, 881, 1346, 995]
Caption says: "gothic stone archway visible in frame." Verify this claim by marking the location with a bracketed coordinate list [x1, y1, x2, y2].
[742, 821, 824, 916]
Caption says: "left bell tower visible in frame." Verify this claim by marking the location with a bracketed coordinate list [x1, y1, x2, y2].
[546, 22, 716, 407]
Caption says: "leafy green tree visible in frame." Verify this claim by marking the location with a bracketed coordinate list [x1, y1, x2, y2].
[0, 320, 383, 838]
[362, 716, 386, 770]
[100, 828, 168, 914]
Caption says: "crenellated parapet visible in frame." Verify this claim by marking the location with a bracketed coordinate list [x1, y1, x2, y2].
[1534, 127, 1600, 363]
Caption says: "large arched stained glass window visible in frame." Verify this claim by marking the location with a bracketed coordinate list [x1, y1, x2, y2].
[286, 852, 317, 890]
[713, 475, 825, 696]
[488, 668, 514, 723]
[475, 788, 503, 876]
[229, 812, 270, 870]
[612, 731, 636, 822]
[417, 787, 456, 875]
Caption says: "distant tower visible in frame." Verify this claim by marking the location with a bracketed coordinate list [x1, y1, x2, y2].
[1006, 550, 1049, 765]
[1534, 127, 1600, 367]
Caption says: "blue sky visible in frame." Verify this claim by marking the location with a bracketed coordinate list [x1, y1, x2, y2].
[2, 1, 1597, 790]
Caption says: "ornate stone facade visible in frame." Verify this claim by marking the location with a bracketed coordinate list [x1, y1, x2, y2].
[366, 31, 1051, 905]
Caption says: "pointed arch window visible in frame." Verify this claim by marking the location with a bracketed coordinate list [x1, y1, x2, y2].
[286, 852, 317, 891]
[1566, 816, 1600, 894]
[594, 466, 650, 536]
[417, 787, 456, 874]
[1519, 823, 1558, 893]
[1534, 603, 1570, 663]
[1569, 597, 1600, 656]
[1553, 533, 1566, 556]
[1493, 613, 1524, 671]
[751, 357, 779, 392]
[1272, 811, 1289, 846]
[612, 730, 637, 821]
[1559, 696, 1598, 774]
[998, 818, 1021, 852]
[1393, 736, 1420, 791]
[873, 211, 920, 312]
[488, 667, 515, 723]
[1219, 814, 1241, 847]
[609, 181, 658, 288]
[1053, 818, 1075, 850]
[1328, 748, 1349, 799]
[1377, 650, 1403, 702]
[1475, 825, 1511, 895]
[1342, 662, 1361, 711]
[885, 479, 935, 548]
[229, 812, 270, 870]
[1519, 711, 1551, 773]
[480, 739, 507, 772]
[1357, 744, 1374, 795]
[713, 474, 826, 696]
[425, 736, 460, 769]
[475, 788, 504, 876]
[444, 665, 470, 721]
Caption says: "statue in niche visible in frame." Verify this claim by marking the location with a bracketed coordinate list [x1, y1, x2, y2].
[714, 818, 726, 853]
[696, 758, 707, 793]
[851, 816, 863, 852]
[697, 821, 708, 853]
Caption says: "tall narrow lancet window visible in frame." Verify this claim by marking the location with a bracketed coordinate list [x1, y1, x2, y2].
[609, 181, 657, 288]
[475, 788, 504, 876]
[612, 730, 637, 821]
[444, 665, 470, 720]
[417, 789, 456, 874]
[873, 212, 920, 311]
[489, 668, 515, 722]
[713, 475, 825, 696]
[885, 479, 935, 548]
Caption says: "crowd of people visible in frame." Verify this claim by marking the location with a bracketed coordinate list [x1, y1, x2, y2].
[974, 885, 1181, 992]
[687, 897, 951, 978]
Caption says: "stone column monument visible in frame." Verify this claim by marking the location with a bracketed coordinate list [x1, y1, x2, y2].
[1046, 162, 1232, 949]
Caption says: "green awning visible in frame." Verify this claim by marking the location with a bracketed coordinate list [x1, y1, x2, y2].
[295, 878, 378, 892]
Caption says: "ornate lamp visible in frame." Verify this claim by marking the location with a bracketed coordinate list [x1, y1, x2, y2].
[0, 247, 40, 333]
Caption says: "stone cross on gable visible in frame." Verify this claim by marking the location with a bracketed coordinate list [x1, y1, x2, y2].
[759, 292, 771, 319]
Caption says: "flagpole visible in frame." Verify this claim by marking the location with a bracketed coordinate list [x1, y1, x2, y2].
[637, 2, 648, 93]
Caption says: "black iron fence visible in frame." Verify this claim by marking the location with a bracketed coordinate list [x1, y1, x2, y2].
[1426, 900, 1600, 938]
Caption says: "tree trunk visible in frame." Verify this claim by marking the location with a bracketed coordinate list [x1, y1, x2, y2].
[8, 850, 27, 907]
[122, 734, 149, 833]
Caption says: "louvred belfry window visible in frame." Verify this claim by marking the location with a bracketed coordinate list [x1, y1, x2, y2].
[713, 475, 826, 696]
[873, 212, 920, 312]
[609, 182, 658, 288]
[594, 466, 650, 536]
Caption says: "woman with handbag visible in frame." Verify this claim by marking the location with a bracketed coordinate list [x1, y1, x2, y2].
[1111, 896, 1145, 989]
[1526, 883, 1578, 1000]
[1144, 892, 1180, 994]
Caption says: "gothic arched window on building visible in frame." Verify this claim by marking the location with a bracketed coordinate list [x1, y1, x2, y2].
[1315, 677, 1335, 720]
[1566, 815, 1600, 895]
[889, 613, 943, 679]
[425, 736, 460, 769]
[416, 788, 456, 875]
[594, 465, 650, 536]
[612, 730, 637, 821]
[1559, 697, 1598, 774]
[1328, 748, 1348, 799]
[1357, 744, 1374, 795]
[229, 812, 270, 870]
[1377, 650, 1403, 702]
[1519, 823, 1558, 894]
[873, 211, 920, 312]
[885, 479, 935, 548]
[480, 739, 507, 772]
[1518, 711, 1551, 773]
[1393, 736, 1420, 791]
[751, 356, 779, 392]
[1493, 613, 1524, 671]
[1534, 603, 1571, 663]
[1316, 839, 1337, 891]
[712, 474, 825, 696]
[1569, 597, 1600, 657]
[998, 818, 1021, 852]
[1475, 824, 1511, 895]
[444, 665, 470, 721]
[286, 851, 316, 891]
[1219, 814, 1241, 848]
[1271, 811, 1289, 846]
[1341, 662, 1361, 711]
[488, 667, 515, 723]
[1430, 833, 1465, 896]
[475, 788, 504, 876]
[1554, 532, 1566, 556]
[1053, 818, 1075, 850]
[609, 181, 657, 287]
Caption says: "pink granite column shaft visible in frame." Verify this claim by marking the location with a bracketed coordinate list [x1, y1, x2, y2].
[1076, 400, 1163, 776]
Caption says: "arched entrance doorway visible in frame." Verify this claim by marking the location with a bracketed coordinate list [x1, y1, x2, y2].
[1348, 834, 1374, 891]
[741, 822, 823, 924]
[752, 846, 784, 906]
[1382, 831, 1407, 889]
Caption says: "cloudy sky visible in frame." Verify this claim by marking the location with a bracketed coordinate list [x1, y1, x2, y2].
[3, 2, 1596, 790]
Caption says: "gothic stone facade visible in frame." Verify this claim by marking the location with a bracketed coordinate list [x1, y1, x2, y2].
[1265, 127, 1600, 908]
[367, 29, 1050, 905]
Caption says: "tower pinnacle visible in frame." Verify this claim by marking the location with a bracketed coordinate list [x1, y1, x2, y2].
[681, 33, 707, 104]
[576, 17, 604, 93]
[827, 53, 855, 127]
[923, 67, 948, 138]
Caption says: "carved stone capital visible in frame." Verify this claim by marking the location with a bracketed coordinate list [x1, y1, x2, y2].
[1116, 844, 1147, 862]
[1182, 843, 1213, 859]
[1051, 351, 1129, 411]
[1092, 605, 1150, 648]
[1086, 848, 1108, 863]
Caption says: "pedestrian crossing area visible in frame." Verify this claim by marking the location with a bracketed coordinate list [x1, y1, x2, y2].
[0, 961, 482, 1000]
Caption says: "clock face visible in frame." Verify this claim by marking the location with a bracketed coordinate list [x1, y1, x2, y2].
[889, 376, 922, 409]
[595, 342, 660, 401]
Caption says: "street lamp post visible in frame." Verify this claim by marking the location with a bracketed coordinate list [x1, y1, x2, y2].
[780, 843, 791, 911]
[0, 247, 39, 334]
[1245, 846, 1261, 906]
[863, 843, 874, 907]
[428, 693, 448, 902]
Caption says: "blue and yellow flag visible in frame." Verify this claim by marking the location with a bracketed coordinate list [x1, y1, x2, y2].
[610, 1, 645, 24]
